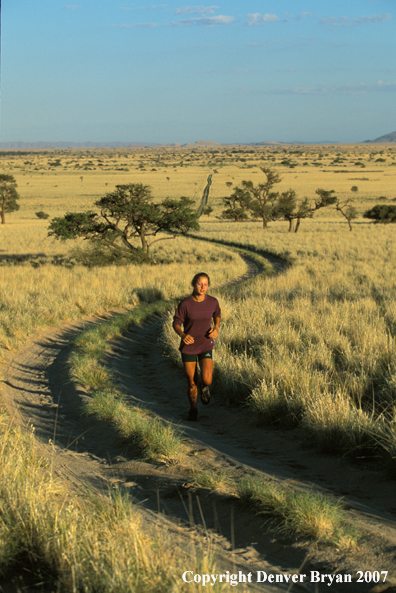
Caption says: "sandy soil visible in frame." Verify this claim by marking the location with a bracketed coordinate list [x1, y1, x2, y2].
[2, 253, 396, 593]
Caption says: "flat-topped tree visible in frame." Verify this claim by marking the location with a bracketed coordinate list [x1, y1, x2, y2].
[48, 183, 199, 257]
[0, 174, 20, 224]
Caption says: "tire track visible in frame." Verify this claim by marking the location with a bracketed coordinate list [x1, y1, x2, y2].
[1, 245, 396, 592]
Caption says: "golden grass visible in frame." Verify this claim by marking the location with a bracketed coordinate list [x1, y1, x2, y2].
[237, 476, 359, 548]
[0, 226, 246, 353]
[69, 292, 359, 550]
[0, 410, 224, 591]
[163, 219, 396, 460]
[3, 144, 396, 221]
[3, 146, 395, 454]
[1, 147, 394, 588]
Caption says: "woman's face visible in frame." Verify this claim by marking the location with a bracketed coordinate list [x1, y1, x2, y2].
[193, 276, 209, 296]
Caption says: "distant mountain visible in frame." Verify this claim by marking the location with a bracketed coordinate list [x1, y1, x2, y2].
[364, 131, 396, 143]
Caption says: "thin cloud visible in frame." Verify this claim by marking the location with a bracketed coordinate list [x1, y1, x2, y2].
[248, 39, 315, 48]
[173, 15, 234, 26]
[248, 38, 349, 49]
[120, 4, 169, 10]
[175, 5, 219, 16]
[208, 68, 255, 74]
[110, 22, 161, 27]
[320, 13, 392, 27]
[246, 13, 281, 26]
[263, 81, 396, 95]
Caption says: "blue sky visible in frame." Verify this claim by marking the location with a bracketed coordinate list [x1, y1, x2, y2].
[1, 0, 395, 143]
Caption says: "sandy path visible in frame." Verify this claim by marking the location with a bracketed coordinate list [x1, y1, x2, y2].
[2, 251, 396, 592]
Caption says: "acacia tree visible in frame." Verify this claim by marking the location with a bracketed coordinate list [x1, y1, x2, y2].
[275, 190, 313, 232]
[335, 199, 358, 231]
[48, 183, 199, 257]
[0, 174, 20, 224]
[243, 167, 282, 229]
[221, 186, 252, 222]
[293, 188, 338, 232]
[275, 188, 338, 232]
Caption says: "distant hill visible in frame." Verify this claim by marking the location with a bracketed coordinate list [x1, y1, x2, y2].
[364, 131, 396, 143]
[182, 140, 222, 148]
[0, 138, 349, 150]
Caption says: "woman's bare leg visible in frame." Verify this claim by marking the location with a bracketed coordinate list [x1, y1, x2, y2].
[184, 361, 198, 409]
[199, 358, 213, 389]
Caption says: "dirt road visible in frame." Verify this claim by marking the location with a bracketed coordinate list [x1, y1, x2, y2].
[2, 250, 396, 592]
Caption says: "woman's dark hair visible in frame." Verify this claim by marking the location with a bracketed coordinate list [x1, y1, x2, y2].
[191, 272, 210, 287]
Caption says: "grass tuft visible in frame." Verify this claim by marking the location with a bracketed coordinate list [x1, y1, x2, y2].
[71, 301, 185, 462]
[0, 411, 222, 591]
[237, 475, 359, 549]
[189, 469, 229, 490]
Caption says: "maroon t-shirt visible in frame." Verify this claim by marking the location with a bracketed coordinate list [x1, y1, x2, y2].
[173, 295, 221, 354]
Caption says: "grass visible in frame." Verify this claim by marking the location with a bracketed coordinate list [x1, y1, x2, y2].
[85, 388, 183, 460]
[1, 145, 395, 587]
[0, 230, 246, 354]
[0, 410, 225, 591]
[162, 221, 396, 465]
[6, 144, 396, 223]
[67, 243, 360, 554]
[189, 469, 229, 491]
[237, 476, 359, 549]
[67, 241, 274, 461]
[0, 407, 361, 593]
[70, 300, 184, 461]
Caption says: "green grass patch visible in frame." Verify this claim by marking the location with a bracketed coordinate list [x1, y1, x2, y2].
[0, 411, 219, 591]
[69, 243, 273, 463]
[85, 388, 182, 460]
[189, 469, 229, 490]
[70, 299, 183, 462]
[237, 475, 359, 549]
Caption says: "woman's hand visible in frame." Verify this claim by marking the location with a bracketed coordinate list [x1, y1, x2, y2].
[208, 327, 219, 339]
[183, 334, 195, 345]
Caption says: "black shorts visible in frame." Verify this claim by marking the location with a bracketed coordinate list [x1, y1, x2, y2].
[181, 350, 213, 363]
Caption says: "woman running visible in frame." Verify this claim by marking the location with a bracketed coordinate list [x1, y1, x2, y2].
[173, 272, 221, 421]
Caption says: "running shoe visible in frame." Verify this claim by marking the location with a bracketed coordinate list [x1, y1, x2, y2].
[187, 407, 198, 421]
[201, 385, 211, 405]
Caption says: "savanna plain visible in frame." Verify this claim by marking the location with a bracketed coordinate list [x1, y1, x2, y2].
[1, 144, 396, 592]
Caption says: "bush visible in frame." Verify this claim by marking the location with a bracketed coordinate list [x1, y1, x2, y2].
[363, 204, 396, 223]
[134, 286, 165, 303]
[70, 244, 148, 267]
[35, 211, 50, 220]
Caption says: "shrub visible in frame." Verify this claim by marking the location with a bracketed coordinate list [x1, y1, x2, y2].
[363, 204, 396, 223]
[134, 286, 165, 303]
[35, 211, 49, 220]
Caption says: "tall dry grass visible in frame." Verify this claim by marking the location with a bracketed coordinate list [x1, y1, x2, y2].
[0, 411, 225, 591]
[163, 220, 396, 461]
[5, 144, 396, 222]
[0, 226, 246, 353]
